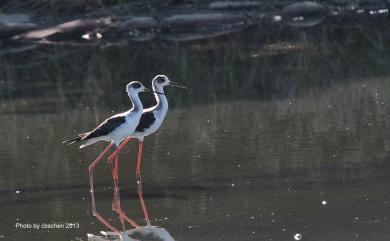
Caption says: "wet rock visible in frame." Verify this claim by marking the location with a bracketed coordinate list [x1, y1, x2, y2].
[160, 13, 249, 41]
[13, 16, 158, 44]
[280, 1, 329, 27]
[0, 14, 38, 39]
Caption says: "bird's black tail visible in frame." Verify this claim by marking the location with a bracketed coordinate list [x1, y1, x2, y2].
[62, 133, 87, 145]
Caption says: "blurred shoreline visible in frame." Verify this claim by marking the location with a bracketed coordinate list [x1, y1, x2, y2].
[0, 1, 388, 52]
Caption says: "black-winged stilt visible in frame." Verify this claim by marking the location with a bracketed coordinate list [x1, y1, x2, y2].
[63, 81, 154, 234]
[112, 75, 186, 226]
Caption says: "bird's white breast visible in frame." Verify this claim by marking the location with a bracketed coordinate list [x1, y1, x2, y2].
[133, 108, 168, 139]
[109, 111, 143, 143]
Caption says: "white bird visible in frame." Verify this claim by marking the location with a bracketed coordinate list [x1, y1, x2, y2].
[63, 81, 155, 233]
[112, 75, 186, 226]
[63, 81, 149, 148]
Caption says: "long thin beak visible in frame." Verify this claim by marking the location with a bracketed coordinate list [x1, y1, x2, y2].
[170, 81, 187, 89]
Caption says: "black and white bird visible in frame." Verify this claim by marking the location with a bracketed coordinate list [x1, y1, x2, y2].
[134, 75, 186, 142]
[63, 81, 151, 148]
[113, 75, 186, 225]
[63, 81, 153, 233]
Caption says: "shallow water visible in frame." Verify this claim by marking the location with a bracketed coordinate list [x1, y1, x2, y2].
[1, 17, 390, 241]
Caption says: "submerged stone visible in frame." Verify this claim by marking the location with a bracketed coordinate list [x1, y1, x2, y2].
[14, 17, 111, 43]
[160, 13, 249, 41]
[13, 16, 158, 44]
[280, 1, 329, 27]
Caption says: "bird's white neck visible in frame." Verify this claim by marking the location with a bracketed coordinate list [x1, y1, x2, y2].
[153, 83, 168, 112]
[128, 92, 143, 113]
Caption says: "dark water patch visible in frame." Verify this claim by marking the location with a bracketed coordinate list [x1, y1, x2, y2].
[2, 17, 390, 110]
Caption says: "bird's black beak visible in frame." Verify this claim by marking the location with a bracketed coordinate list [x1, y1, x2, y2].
[169, 81, 187, 89]
[143, 87, 150, 92]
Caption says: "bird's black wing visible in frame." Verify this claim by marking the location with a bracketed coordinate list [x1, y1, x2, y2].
[84, 115, 127, 140]
[135, 112, 156, 132]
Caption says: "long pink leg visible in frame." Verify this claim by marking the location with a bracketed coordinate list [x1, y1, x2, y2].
[107, 138, 139, 228]
[88, 143, 120, 233]
[108, 138, 131, 187]
[108, 138, 131, 183]
[108, 148, 120, 211]
[108, 138, 131, 211]
[136, 141, 151, 226]
[111, 148, 127, 230]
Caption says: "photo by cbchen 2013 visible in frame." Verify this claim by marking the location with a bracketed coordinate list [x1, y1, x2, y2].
[1, 1, 390, 241]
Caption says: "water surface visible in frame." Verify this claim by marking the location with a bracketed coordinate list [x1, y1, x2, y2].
[1, 17, 390, 241]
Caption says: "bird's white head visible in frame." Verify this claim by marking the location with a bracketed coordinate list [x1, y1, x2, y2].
[152, 75, 187, 89]
[152, 75, 170, 87]
[126, 81, 148, 95]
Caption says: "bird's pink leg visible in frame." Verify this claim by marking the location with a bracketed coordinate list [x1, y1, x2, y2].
[108, 138, 131, 161]
[107, 139, 139, 228]
[88, 143, 120, 233]
[107, 151, 117, 211]
[111, 149, 127, 230]
[136, 141, 151, 226]
[107, 139, 131, 210]
[108, 138, 131, 211]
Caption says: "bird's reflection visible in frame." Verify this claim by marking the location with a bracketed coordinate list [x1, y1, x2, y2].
[88, 147, 175, 241]
[88, 175, 175, 241]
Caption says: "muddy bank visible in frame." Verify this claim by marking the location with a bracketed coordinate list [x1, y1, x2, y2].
[0, 1, 388, 55]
